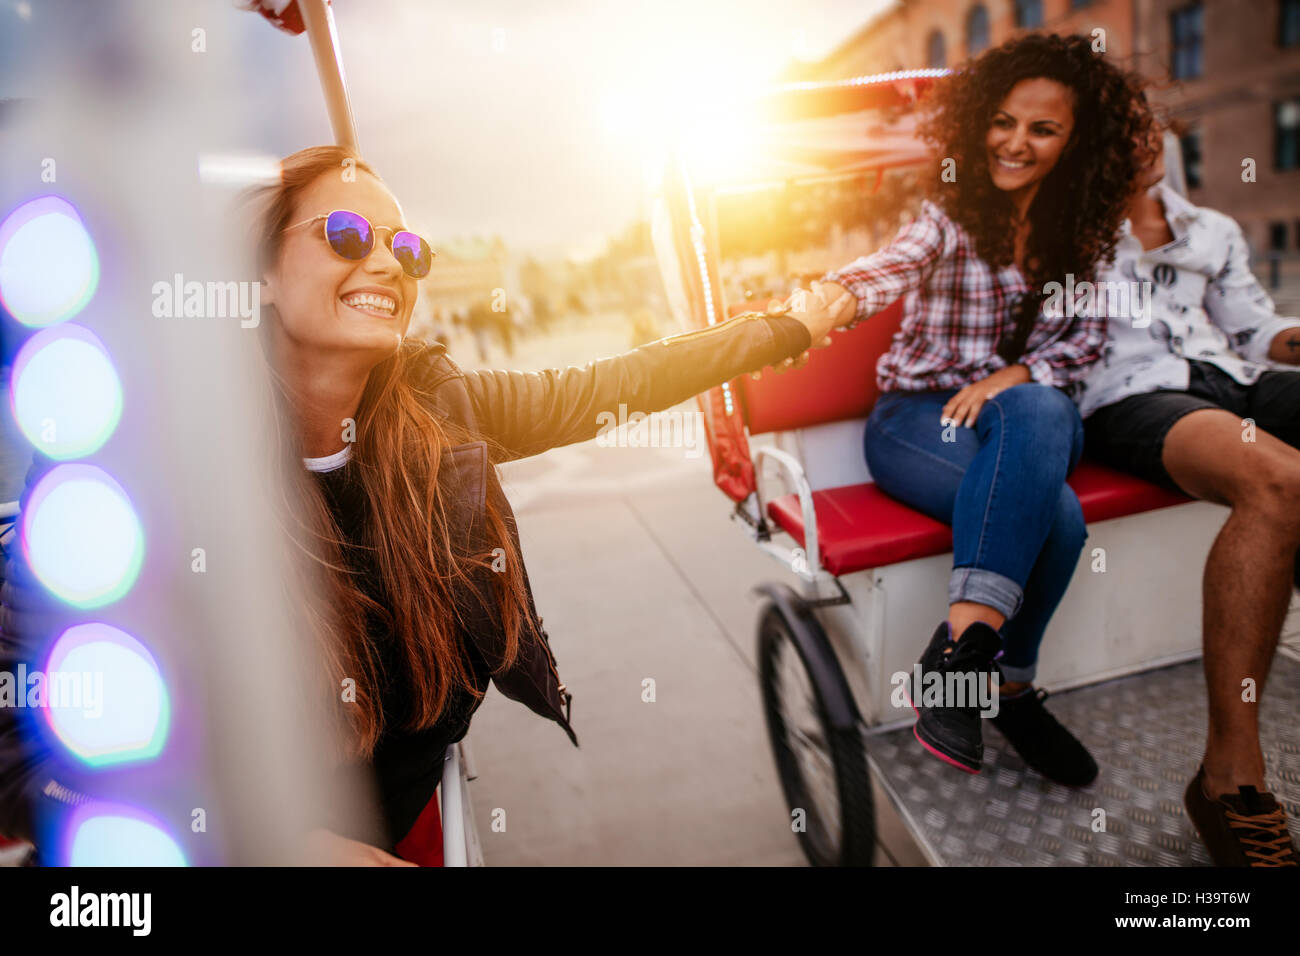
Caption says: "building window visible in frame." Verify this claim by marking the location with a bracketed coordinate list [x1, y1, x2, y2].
[1170, 4, 1204, 80]
[1180, 129, 1203, 189]
[1283, 0, 1300, 47]
[1269, 222, 1288, 251]
[967, 5, 991, 56]
[1015, 0, 1044, 28]
[1279, 100, 1300, 170]
[926, 30, 946, 68]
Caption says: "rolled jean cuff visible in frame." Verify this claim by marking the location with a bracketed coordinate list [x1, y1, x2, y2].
[948, 566, 1022, 621]
[998, 659, 1037, 683]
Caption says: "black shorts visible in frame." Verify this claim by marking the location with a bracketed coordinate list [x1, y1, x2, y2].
[1084, 360, 1300, 495]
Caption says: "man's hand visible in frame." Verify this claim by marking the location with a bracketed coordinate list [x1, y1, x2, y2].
[238, 0, 308, 35]
[941, 365, 1032, 428]
[303, 828, 418, 867]
[1267, 328, 1300, 365]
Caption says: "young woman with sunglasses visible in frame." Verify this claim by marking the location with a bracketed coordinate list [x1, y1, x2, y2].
[800, 34, 1155, 786]
[251, 146, 850, 864]
[0, 146, 845, 866]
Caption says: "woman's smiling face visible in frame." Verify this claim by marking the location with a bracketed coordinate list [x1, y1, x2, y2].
[263, 170, 419, 359]
[984, 77, 1076, 206]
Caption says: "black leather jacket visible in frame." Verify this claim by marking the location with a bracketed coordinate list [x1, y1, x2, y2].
[0, 311, 811, 845]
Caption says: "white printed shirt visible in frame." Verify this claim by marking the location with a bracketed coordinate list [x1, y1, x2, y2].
[1074, 182, 1300, 419]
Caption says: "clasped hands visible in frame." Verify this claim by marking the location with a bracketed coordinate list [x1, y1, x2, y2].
[752, 282, 1032, 425]
[752, 280, 857, 379]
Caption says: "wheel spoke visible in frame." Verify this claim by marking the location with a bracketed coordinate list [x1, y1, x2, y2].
[771, 634, 842, 846]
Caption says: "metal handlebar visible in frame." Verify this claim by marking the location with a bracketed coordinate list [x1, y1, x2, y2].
[299, 0, 360, 153]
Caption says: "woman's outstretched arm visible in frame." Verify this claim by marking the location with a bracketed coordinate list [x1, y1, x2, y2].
[817, 201, 950, 325]
[462, 294, 846, 462]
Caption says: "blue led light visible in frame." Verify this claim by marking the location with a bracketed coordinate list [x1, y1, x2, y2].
[20, 464, 144, 608]
[10, 324, 123, 459]
[65, 804, 187, 867]
[42, 622, 170, 767]
[0, 196, 99, 327]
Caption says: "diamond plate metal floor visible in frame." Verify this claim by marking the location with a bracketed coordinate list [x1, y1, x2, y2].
[867, 655, 1300, 866]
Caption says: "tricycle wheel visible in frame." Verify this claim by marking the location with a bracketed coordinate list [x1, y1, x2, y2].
[758, 602, 875, 866]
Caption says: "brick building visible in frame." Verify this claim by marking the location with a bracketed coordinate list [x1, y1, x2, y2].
[800, 0, 1300, 264]
[1133, 0, 1300, 262]
[809, 0, 1136, 74]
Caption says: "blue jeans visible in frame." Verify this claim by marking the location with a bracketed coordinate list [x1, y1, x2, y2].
[864, 383, 1086, 682]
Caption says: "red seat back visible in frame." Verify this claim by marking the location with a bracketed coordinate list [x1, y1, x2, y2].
[739, 299, 904, 435]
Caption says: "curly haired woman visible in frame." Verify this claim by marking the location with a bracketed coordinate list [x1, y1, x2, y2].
[805, 33, 1155, 785]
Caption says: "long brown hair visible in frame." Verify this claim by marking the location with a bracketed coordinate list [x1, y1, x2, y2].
[246, 146, 531, 759]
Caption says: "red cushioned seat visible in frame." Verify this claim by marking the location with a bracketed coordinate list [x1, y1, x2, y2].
[766, 460, 1191, 577]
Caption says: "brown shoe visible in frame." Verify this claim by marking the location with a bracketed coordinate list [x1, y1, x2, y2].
[1184, 765, 1298, 867]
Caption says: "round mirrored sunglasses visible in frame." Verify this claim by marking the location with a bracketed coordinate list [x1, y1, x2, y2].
[283, 209, 434, 279]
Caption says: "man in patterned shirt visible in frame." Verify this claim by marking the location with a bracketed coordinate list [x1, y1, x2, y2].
[1080, 137, 1300, 867]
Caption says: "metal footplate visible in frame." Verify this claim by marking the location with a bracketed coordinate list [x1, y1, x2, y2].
[867, 656, 1300, 866]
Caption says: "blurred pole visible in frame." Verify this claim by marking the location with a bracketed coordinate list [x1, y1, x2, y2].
[0, 0, 373, 865]
[299, 0, 360, 153]
[440, 746, 466, 867]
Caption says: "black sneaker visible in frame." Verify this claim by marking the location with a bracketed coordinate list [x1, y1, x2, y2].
[990, 688, 1098, 786]
[906, 621, 1002, 774]
[1184, 765, 1298, 867]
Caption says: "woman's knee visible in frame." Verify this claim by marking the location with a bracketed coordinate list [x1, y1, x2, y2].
[986, 382, 1076, 422]
[1051, 486, 1088, 553]
[984, 384, 1081, 449]
[865, 427, 963, 519]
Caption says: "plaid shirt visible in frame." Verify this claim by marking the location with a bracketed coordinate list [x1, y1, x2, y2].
[823, 201, 1107, 392]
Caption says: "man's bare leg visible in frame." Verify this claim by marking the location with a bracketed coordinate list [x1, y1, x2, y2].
[1162, 408, 1300, 798]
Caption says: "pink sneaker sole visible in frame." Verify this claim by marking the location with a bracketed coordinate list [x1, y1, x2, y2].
[904, 686, 981, 775]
